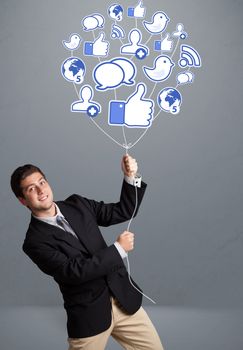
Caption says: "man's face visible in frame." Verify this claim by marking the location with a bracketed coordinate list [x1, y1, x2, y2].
[19, 172, 55, 217]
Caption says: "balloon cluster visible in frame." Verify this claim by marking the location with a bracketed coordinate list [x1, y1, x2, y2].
[61, 1, 202, 149]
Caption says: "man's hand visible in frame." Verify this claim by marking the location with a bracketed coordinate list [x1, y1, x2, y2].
[116, 231, 135, 252]
[121, 155, 138, 177]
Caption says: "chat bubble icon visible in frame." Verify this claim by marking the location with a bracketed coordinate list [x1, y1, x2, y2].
[93, 62, 124, 90]
[186, 72, 194, 82]
[111, 58, 136, 86]
[177, 72, 194, 85]
[92, 14, 105, 28]
[83, 15, 99, 31]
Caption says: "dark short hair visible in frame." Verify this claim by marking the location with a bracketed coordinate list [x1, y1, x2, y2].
[10, 164, 46, 198]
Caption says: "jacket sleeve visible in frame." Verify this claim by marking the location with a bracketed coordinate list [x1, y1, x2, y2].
[71, 180, 147, 227]
[23, 240, 123, 286]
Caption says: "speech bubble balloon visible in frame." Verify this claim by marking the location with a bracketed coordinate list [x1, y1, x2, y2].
[177, 72, 194, 85]
[177, 73, 189, 84]
[93, 14, 105, 27]
[186, 72, 194, 82]
[83, 16, 99, 31]
[111, 58, 136, 86]
[94, 62, 124, 90]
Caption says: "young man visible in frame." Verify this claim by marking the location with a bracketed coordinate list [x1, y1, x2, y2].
[11, 155, 163, 350]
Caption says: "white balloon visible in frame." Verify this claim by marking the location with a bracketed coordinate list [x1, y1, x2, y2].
[177, 73, 189, 84]
[83, 16, 99, 31]
[177, 72, 194, 85]
[111, 58, 136, 85]
[92, 14, 104, 27]
[94, 62, 124, 90]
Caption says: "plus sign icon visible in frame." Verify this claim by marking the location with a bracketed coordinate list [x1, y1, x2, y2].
[61, 1, 202, 136]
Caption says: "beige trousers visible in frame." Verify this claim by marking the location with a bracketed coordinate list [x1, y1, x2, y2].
[68, 298, 164, 350]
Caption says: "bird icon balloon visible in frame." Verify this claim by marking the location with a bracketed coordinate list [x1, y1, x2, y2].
[143, 55, 174, 82]
[62, 33, 82, 51]
[143, 11, 170, 34]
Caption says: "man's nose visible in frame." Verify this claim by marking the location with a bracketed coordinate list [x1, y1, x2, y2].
[37, 186, 44, 194]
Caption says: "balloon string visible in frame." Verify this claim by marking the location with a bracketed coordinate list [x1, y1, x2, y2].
[144, 34, 152, 46]
[149, 82, 157, 99]
[171, 37, 180, 59]
[125, 255, 156, 304]
[125, 181, 156, 304]
[72, 80, 153, 150]
[90, 118, 128, 149]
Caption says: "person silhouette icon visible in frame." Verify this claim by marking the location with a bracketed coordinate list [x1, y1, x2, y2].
[120, 29, 149, 58]
[172, 23, 188, 40]
[71, 85, 101, 117]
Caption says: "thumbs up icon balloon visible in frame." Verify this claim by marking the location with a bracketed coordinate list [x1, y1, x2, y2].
[154, 33, 174, 52]
[84, 32, 110, 57]
[109, 83, 154, 128]
[128, 1, 146, 18]
[161, 33, 173, 51]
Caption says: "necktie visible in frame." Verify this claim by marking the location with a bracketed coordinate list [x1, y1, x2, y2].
[56, 215, 78, 239]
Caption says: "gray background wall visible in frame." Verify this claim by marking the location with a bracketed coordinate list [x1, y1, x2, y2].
[0, 0, 243, 313]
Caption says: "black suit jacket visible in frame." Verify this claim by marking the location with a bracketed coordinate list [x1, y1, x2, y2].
[23, 180, 147, 338]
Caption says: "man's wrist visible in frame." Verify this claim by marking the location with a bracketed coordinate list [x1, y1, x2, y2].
[124, 173, 142, 187]
[114, 242, 127, 259]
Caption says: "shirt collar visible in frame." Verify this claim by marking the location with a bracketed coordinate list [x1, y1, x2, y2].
[32, 203, 64, 225]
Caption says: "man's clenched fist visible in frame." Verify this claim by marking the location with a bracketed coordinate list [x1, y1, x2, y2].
[121, 155, 138, 177]
[116, 231, 135, 252]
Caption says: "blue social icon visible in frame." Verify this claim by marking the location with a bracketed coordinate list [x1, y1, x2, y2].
[109, 83, 154, 128]
[71, 85, 101, 115]
[62, 33, 82, 51]
[143, 55, 174, 82]
[179, 45, 201, 68]
[82, 13, 105, 31]
[180, 33, 187, 40]
[177, 72, 194, 85]
[108, 4, 124, 21]
[84, 32, 110, 57]
[111, 24, 125, 39]
[143, 11, 170, 35]
[158, 87, 182, 115]
[121, 28, 149, 57]
[61, 57, 86, 84]
[128, 1, 146, 18]
[154, 40, 162, 51]
[87, 105, 99, 117]
[135, 48, 148, 60]
[172, 23, 188, 40]
[93, 58, 136, 91]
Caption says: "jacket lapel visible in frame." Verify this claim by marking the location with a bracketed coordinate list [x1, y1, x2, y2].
[30, 214, 90, 254]
[57, 201, 97, 254]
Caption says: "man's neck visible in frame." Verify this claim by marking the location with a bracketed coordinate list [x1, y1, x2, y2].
[32, 202, 57, 218]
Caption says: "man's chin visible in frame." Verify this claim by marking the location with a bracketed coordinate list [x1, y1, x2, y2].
[32, 201, 55, 216]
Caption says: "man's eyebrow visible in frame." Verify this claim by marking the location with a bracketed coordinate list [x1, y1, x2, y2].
[22, 176, 45, 191]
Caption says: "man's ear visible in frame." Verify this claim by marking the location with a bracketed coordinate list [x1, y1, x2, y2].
[18, 197, 27, 206]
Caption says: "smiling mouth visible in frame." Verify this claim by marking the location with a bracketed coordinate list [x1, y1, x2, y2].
[39, 195, 48, 201]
